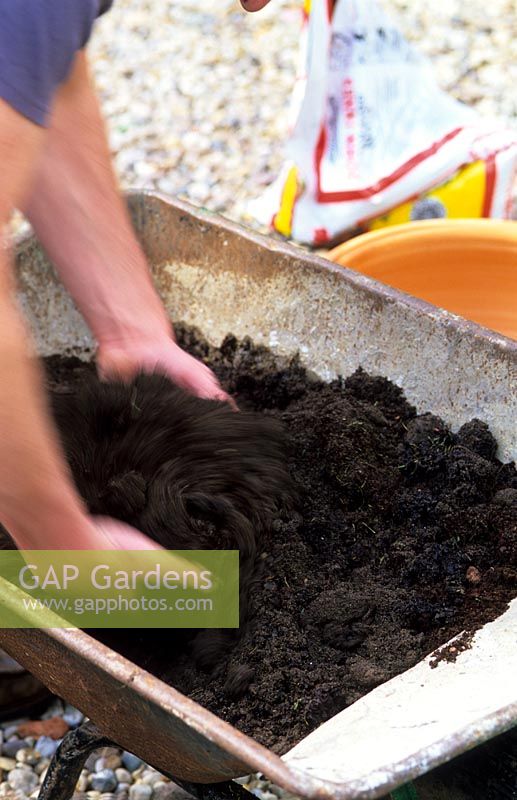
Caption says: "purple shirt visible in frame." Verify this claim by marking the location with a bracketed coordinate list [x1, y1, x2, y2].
[0, 1, 113, 126]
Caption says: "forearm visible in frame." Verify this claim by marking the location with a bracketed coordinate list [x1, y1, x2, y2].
[0, 65, 167, 552]
[23, 52, 231, 404]
[24, 52, 170, 350]
[0, 98, 92, 549]
[0, 258, 105, 549]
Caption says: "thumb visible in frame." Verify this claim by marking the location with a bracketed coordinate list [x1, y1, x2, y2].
[92, 517, 204, 584]
[92, 517, 164, 550]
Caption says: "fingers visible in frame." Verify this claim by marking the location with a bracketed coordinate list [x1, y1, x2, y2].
[96, 341, 239, 409]
[240, 0, 272, 10]
[200, 385, 239, 411]
[178, 359, 239, 411]
[92, 517, 164, 550]
[92, 517, 205, 585]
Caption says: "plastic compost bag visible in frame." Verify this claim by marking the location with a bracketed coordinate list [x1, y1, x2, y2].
[250, 0, 517, 245]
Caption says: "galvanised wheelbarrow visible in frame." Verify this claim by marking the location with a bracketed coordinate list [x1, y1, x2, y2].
[0, 192, 515, 800]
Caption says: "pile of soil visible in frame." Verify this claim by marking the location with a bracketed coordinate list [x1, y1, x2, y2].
[165, 326, 516, 752]
[9, 325, 517, 754]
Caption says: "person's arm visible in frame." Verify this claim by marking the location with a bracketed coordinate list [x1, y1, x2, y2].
[0, 272, 163, 552]
[0, 264, 160, 551]
[0, 98, 106, 549]
[24, 51, 231, 404]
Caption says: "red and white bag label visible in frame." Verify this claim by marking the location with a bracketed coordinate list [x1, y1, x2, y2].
[250, 0, 517, 244]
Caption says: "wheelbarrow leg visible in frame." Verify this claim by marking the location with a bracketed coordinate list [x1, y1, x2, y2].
[38, 720, 114, 800]
[39, 721, 261, 800]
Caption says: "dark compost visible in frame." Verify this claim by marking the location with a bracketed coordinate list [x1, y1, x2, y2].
[2, 324, 515, 754]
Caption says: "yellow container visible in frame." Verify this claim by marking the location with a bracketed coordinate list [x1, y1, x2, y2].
[328, 220, 517, 340]
[365, 160, 490, 230]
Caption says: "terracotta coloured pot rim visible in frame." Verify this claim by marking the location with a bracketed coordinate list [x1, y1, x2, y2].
[329, 219, 517, 262]
[327, 219, 517, 341]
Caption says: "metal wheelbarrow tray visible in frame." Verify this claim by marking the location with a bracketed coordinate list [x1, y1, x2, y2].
[1, 192, 516, 799]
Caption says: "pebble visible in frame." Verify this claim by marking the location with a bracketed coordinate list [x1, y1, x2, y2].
[40, 701, 65, 721]
[466, 566, 482, 584]
[15, 750, 38, 767]
[62, 706, 85, 729]
[1, 731, 19, 743]
[115, 769, 131, 784]
[120, 753, 142, 773]
[152, 783, 177, 800]
[38, 767, 49, 785]
[7, 768, 38, 794]
[76, 772, 90, 792]
[128, 785, 152, 800]
[1, 742, 25, 760]
[140, 769, 162, 786]
[34, 736, 58, 759]
[90, 770, 118, 793]
[0, 760, 16, 773]
[102, 755, 122, 772]
[0, 721, 27, 733]
[17, 718, 69, 741]
[34, 758, 50, 777]
[0, 789, 28, 800]
[85, 753, 101, 773]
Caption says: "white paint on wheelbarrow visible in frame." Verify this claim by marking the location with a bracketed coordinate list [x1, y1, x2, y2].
[283, 598, 517, 792]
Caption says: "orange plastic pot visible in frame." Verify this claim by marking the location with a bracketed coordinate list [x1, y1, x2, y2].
[328, 220, 517, 340]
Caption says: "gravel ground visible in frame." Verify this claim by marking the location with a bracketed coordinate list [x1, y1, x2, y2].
[89, 0, 300, 225]
[88, 0, 517, 227]
[0, 702, 185, 799]
[0, 700, 291, 800]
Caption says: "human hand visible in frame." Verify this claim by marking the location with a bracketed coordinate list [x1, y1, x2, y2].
[240, 0, 272, 10]
[91, 518, 203, 584]
[90, 516, 164, 550]
[97, 337, 237, 408]
[4, 511, 165, 552]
